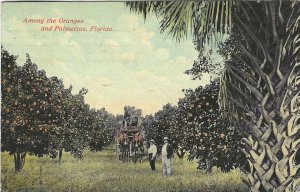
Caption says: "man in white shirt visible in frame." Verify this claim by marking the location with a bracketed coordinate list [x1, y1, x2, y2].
[147, 139, 157, 171]
[161, 137, 173, 176]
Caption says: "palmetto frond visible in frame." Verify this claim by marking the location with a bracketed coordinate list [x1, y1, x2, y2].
[126, 1, 233, 44]
[218, 1, 300, 191]
[125, 1, 166, 20]
[193, 1, 233, 45]
[127, 1, 300, 191]
[159, 1, 197, 41]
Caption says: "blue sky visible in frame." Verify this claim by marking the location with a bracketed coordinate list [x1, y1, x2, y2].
[2, 2, 213, 115]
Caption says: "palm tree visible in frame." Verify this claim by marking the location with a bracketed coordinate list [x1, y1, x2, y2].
[126, 1, 300, 191]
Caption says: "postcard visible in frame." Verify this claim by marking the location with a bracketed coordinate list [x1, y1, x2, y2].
[1, 1, 299, 192]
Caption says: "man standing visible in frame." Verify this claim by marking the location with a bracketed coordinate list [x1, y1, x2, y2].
[148, 139, 157, 171]
[161, 137, 173, 176]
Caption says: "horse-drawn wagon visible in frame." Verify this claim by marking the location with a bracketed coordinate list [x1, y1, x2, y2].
[116, 117, 145, 163]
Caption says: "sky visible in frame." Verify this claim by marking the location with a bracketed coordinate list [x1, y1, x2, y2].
[2, 2, 214, 116]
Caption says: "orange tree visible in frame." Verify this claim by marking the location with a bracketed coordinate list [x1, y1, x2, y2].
[176, 79, 247, 172]
[1, 49, 113, 170]
[48, 87, 92, 161]
[1, 50, 57, 171]
[89, 108, 115, 152]
[49, 89, 115, 160]
[142, 104, 177, 154]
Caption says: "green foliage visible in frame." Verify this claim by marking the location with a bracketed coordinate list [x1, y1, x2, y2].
[141, 80, 246, 172]
[142, 104, 177, 153]
[1, 49, 55, 158]
[88, 108, 115, 152]
[1, 150, 248, 192]
[1, 48, 114, 170]
[126, 1, 233, 44]
[185, 48, 223, 80]
[177, 80, 247, 172]
[48, 86, 92, 159]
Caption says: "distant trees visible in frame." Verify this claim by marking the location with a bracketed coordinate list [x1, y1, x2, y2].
[142, 104, 177, 153]
[1, 48, 114, 171]
[48, 87, 92, 161]
[89, 108, 115, 152]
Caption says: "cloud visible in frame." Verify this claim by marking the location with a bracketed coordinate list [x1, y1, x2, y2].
[84, 75, 113, 85]
[104, 39, 121, 51]
[121, 52, 135, 63]
[120, 15, 155, 50]
[57, 32, 86, 66]
[174, 56, 193, 65]
[80, 13, 200, 115]
[58, 32, 73, 45]
[52, 8, 63, 15]
[155, 48, 170, 60]
[2, 3, 207, 115]
[121, 15, 140, 30]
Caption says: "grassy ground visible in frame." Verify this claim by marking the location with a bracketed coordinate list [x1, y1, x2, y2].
[1, 148, 248, 192]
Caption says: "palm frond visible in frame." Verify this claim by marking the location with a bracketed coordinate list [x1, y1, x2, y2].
[194, 1, 233, 45]
[159, 1, 196, 42]
[126, 1, 233, 46]
[125, 1, 167, 20]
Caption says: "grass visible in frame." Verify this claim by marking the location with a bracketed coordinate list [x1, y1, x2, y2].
[1, 148, 248, 192]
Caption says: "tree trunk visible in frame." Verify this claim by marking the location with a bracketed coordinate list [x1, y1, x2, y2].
[58, 148, 63, 163]
[14, 151, 27, 172]
[219, 1, 300, 191]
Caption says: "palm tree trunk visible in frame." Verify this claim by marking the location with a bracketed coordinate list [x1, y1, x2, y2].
[126, 1, 299, 190]
[219, 1, 300, 191]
